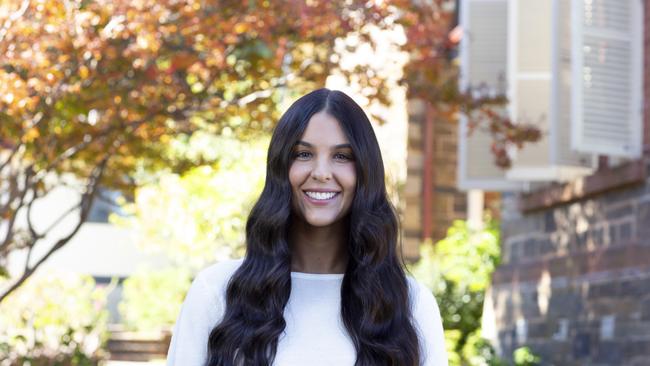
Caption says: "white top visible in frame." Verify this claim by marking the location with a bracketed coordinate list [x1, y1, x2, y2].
[166, 258, 448, 366]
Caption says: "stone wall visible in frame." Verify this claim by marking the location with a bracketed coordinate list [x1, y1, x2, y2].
[486, 160, 650, 365]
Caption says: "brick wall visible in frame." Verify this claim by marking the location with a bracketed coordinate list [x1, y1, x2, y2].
[403, 100, 426, 259]
[488, 168, 650, 365]
[403, 99, 467, 259]
[430, 110, 467, 242]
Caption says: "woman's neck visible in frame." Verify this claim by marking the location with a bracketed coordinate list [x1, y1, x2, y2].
[289, 217, 349, 274]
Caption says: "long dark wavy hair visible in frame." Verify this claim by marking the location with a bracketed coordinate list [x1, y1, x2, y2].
[206, 88, 421, 366]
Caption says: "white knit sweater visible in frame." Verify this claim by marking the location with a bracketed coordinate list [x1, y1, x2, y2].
[166, 258, 448, 366]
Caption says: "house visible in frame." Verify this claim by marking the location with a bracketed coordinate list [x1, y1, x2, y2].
[456, 0, 649, 364]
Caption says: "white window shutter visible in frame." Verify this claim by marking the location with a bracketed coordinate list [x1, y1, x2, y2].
[458, 0, 523, 191]
[506, 0, 595, 182]
[553, 0, 595, 168]
[571, 0, 644, 158]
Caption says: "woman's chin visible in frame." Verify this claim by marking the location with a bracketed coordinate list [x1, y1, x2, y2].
[303, 214, 341, 228]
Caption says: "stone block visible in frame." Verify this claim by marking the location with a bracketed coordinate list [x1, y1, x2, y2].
[523, 238, 538, 258]
[630, 357, 650, 366]
[404, 177, 421, 196]
[587, 281, 619, 300]
[406, 167, 422, 177]
[593, 341, 623, 364]
[450, 190, 465, 209]
[433, 164, 457, 187]
[403, 206, 421, 232]
[402, 236, 421, 260]
[406, 99, 426, 117]
[439, 140, 457, 154]
[544, 211, 557, 232]
[602, 184, 646, 204]
[433, 194, 453, 214]
[507, 240, 523, 264]
[622, 340, 650, 358]
[572, 232, 588, 251]
[637, 201, 650, 241]
[502, 217, 540, 238]
[548, 290, 584, 319]
[571, 332, 592, 360]
[605, 202, 634, 220]
[620, 221, 634, 243]
[619, 278, 647, 298]
[406, 150, 423, 170]
[615, 320, 650, 339]
[534, 342, 572, 366]
[408, 122, 422, 144]
[588, 227, 605, 247]
[588, 298, 639, 318]
[434, 120, 457, 136]
[539, 238, 554, 256]
[641, 296, 650, 321]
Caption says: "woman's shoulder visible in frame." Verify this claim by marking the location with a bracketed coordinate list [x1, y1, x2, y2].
[182, 257, 245, 312]
[405, 275, 440, 312]
[405, 275, 449, 365]
[196, 257, 245, 287]
[167, 258, 245, 365]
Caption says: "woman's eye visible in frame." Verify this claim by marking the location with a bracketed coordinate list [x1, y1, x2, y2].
[294, 151, 311, 159]
[334, 153, 352, 161]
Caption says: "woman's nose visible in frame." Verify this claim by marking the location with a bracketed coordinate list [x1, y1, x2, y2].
[310, 158, 332, 181]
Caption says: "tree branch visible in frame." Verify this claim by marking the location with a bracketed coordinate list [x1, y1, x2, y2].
[0, 139, 24, 173]
[38, 201, 84, 240]
[25, 194, 46, 242]
[0, 155, 109, 304]
[0, 166, 33, 256]
[22, 240, 33, 275]
[35, 116, 152, 180]
[0, 0, 30, 45]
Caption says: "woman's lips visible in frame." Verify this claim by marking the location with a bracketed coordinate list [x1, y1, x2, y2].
[303, 191, 340, 206]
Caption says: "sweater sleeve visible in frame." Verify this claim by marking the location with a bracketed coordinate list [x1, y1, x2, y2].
[166, 271, 224, 366]
[410, 278, 449, 366]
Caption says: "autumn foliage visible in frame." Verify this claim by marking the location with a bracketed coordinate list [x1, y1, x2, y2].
[0, 0, 399, 301]
[0, 0, 539, 301]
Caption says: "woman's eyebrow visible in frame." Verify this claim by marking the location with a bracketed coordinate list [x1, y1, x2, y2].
[295, 141, 313, 148]
[296, 140, 352, 149]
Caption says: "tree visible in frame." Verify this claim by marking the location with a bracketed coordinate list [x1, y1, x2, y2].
[0, 0, 397, 302]
[0, 0, 539, 302]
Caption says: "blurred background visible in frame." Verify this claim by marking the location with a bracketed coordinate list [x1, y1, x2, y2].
[1, 0, 648, 365]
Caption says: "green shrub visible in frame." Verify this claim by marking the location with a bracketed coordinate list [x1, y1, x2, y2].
[461, 330, 504, 366]
[410, 220, 497, 365]
[0, 271, 111, 365]
[411, 220, 543, 365]
[513, 346, 541, 366]
[410, 220, 500, 363]
[118, 266, 192, 332]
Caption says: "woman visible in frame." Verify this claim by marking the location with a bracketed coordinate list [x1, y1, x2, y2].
[166, 88, 447, 366]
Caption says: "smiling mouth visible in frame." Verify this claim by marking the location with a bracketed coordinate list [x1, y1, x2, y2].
[303, 191, 340, 201]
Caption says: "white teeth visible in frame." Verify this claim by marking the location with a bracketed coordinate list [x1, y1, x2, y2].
[305, 191, 338, 200]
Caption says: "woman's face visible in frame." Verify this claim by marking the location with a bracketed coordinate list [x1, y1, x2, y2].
[289, 111, 357, 227]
